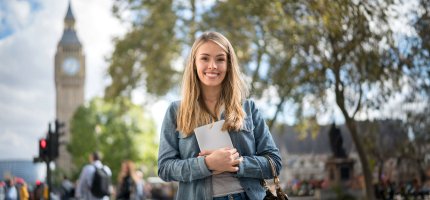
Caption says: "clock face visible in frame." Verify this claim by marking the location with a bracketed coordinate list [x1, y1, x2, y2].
[62, 57, 80, 76]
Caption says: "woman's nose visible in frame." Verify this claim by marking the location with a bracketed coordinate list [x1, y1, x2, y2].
[208, 60, 217, 69]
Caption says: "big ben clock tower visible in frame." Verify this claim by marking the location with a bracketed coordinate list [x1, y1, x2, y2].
[54, 2, 85, 173]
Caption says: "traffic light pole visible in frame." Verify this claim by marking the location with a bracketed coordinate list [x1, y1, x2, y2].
[46, 123, 53, 200]
[34, 120, 64, 200]
[45, 159, 51, 200]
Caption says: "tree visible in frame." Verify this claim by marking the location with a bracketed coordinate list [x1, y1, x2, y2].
[304, 1, 396, 199]
[394, 0, 430, 183]
[68, 97, 158, 181]
[204, 2, 393, 198]
[107, 1, 429, 199]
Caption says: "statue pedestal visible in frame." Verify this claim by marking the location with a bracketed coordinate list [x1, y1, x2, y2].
[326, 157, 355, 187]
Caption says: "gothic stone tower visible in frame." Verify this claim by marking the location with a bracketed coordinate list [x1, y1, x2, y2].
[54, 2, 85, 173]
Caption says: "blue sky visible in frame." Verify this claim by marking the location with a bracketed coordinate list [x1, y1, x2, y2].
[0, 0, 144, 160]
[0, 0, 41, 39]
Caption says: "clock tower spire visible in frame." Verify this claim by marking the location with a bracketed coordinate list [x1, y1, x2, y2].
[54, 0, 85, 173]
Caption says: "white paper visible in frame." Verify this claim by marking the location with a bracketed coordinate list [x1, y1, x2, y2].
[194, 120, 233, 151]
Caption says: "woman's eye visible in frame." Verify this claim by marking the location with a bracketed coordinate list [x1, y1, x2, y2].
[201, 57, 208, 61]
[217, 59, 225, 62]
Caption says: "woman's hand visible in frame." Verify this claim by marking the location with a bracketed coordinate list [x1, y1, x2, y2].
[199, 147, 243, 173]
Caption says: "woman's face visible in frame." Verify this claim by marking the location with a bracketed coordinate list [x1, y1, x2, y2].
[195, 41, 227, 89]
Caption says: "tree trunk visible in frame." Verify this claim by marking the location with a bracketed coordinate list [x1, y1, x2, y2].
[268, 96, 285, 130]
[342, 109, 375, 200]
[333, 63, 375, 199]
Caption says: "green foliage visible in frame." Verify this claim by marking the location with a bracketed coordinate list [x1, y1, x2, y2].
[68, 97, 158, 182]
[107, 0, 429, 120]
[106, 0, 181, 98]
[106, 1, 429, 198]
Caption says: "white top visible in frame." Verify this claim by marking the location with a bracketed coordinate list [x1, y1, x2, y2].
[212, 172, 244, 197]
[211, 106, 244, 197]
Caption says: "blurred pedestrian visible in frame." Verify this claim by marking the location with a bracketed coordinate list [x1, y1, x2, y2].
[116, 160, 145, 200]
[0, 181, 5, 200]
[61, 175, 74, 200]
[4, 177, 18, 200]
[14, 177, 29, 200]
[423, 166, 430, 193]
[76, 151, 112, 200]
[135, 170, 146, 200]
[33, 180, 45, 200]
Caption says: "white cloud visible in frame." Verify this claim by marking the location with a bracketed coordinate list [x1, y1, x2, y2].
[72, 0, 126, 99]
[0, 0, 126, 160]
[0, 130, 37, 159]
[388, 0, 418, 36]
[7, 1, 31, 29]
[0, 1, 32, 35]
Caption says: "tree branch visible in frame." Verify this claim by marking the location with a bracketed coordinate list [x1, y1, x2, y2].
[268, 96, 286, 130]
[352, 84, 363, 119]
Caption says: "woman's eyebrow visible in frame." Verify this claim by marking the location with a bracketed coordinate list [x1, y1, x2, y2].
[199, 53, 226, 57]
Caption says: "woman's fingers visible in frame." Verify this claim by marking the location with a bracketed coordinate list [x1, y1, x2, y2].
[227, 148, 237, 154]
[202, 148, 243, 172]
[226, 166, 239, 172]
[198, 149, 214, 156]
[232, 156, 243, 166]
[231, 152, 240, 160]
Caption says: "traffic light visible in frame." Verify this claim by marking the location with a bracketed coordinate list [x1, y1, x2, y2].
[49, 119, 65, 160]
[35, 120, 65, 162]
[39, 138, 49, 159]
[48, 132, 59, 159]
[55, 119, 65, 135]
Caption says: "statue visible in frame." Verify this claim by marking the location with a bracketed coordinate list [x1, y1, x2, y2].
[329, 123, 347, 158]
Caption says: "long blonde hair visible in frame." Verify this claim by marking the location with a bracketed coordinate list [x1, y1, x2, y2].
[177, 31, 248, 136]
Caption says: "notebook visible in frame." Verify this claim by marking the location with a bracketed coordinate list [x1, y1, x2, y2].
[194, 120, 233, 151]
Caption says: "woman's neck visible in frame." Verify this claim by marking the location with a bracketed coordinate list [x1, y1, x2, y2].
[201, 86, 221, 103]
[201, 86, 222, 116]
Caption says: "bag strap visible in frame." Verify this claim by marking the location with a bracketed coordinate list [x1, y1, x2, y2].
[93, 164, 106, 171]
[263, 155, 281, 190]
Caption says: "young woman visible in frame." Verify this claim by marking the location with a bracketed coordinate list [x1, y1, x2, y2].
[158, 31, 282, 200]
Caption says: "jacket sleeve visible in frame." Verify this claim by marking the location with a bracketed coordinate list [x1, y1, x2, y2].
[157, 102, 212, 182]
[235, 99, 283, 179]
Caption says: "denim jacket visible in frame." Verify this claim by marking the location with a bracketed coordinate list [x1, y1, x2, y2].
[158, 99, 282, 200]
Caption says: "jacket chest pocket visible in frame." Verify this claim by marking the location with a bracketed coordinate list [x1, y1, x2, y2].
[230, 117, 255, 156]
[240, 117, 254, 133]
[177, 133, 199, 158]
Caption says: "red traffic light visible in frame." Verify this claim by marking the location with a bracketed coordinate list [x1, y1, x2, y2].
[39, 138, 49, 160]
[40, 139, 47, 149]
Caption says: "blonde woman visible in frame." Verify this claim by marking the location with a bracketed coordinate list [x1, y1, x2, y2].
[158, 31, 282, 200]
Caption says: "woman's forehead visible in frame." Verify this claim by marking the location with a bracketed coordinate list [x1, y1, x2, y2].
[196, 41, 227, 56]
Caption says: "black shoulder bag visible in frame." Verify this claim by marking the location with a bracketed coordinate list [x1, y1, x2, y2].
[262, 155, 289, 200]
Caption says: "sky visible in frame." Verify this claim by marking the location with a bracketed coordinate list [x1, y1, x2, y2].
[0, 0, 170, 160]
